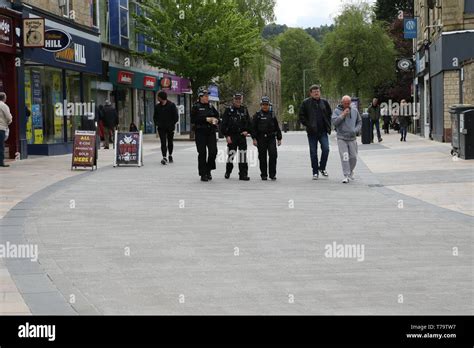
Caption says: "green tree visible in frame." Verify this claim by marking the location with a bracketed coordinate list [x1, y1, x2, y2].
[134, 0, 263, 99]
[374, 0, 414, 23]
[318, 3, 396, 99]
[276, 28, 320, 125]
[235, 0, 276, 31]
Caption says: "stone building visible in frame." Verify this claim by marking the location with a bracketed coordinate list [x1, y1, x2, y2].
[414, 0, 474, 142]
[248, 46, 282, 120]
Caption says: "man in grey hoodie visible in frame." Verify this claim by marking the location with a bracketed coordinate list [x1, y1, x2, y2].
[332, 95, 361, 183]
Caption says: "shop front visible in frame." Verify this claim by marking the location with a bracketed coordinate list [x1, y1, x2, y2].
[160, 74, 192, 134]
[108, 65, 161, 133]
[21, 10, 102, 156]
[0, 8, 21, 159]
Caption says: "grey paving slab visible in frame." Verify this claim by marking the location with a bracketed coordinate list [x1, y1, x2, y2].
[2, 132, 473, 315]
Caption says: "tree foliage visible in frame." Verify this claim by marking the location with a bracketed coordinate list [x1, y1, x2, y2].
[134, 0, 263, 99]
[276, 28, 320, 123]
[318, 3, 396, 99]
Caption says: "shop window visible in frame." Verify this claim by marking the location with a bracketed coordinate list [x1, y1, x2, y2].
[465, 0, 474, 13]
[66, 71, 81, 142]
[91, 0, 100, 28]
[24, 66, 64, 144]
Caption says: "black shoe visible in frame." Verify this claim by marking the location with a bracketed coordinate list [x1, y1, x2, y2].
[161, 158, 168, 165]
[225, 172, 231, 179]
[207, 173, 213, 181]
[270, 177, 277, 181]
[261, 176, 268, 181]
[378, 138, 383, 143]
[168, 155, 173, 163]
[239, 176, 250, 181]
[0, 164, 10, 167]
[200, 175, 209, 182]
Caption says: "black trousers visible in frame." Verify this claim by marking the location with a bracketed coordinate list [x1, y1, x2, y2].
[382, 116, 391, 134]
[195, 129, 217, 176]
[158, 127, 175, 158]
[257, 135, 277, 178]
[0, 129, 5, 165]
[226, 134, 248, 177]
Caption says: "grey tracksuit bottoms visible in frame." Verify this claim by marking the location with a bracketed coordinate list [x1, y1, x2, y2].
[337, 138, 358, 177]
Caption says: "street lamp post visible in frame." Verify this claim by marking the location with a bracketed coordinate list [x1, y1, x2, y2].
[303, 68, 318, 99]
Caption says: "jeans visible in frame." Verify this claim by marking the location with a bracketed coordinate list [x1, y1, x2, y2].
[158, 127, 175, 158]
[0, 129, 5, 165]
[400, 127, 407, 141]
[307, 132, 329, 175]
[370, 119, 381, 141]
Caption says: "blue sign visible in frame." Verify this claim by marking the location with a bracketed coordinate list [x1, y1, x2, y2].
[404, 18, 417, 39]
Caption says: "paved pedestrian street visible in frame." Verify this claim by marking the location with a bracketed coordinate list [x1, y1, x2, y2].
[0, 132, 472, 315]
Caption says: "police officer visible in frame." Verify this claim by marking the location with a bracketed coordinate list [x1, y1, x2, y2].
[251, 96, 282, 181]
[191, 88, 220, 182]
[221, 93, 251, 181]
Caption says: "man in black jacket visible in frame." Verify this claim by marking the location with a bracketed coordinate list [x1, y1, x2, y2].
[153, 91, 179, 165]
[298, 85, 332, 180]
[100, 100, 118, 149]
[191, 88, 220, 182]
[251, 96, 282, 181]
[221, 93, 251, 181]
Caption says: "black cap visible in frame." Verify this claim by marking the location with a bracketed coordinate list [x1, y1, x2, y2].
[260, 96, 271, 104]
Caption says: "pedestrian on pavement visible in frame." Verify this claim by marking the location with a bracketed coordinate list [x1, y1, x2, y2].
[191, 87, 220, 182]
[382, 104, 391, 134]
[100, 100, 118, 149]
[251, 96, 282, 181]
[153, 91, 179, 165]
[368, 98, 383, 143]
[0, 92, 13, 167]
[398, 99, 412, 142]
[0, 92, 13, 168]
[221, 93, 251, 181]
[129, 122, 139, 132]
[332, 95, 362, 184]
[298, 84, 332, 180]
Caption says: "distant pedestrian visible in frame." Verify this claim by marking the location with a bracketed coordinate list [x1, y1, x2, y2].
[251, 96, 282, 181]
[368, 98, 383, 143]
[221, 93, 251, 181]
[332, 95, 362, 184]
[382, 104, 391, 134]
[129, 122, 139, 132]
[298, 84, 332, 180]
[153, 91, 179, 165]
[398, 99, 412, 142]
[191, 88, 220, 182]
[0, 92, 13, 167]
[101, 100, 118, 149]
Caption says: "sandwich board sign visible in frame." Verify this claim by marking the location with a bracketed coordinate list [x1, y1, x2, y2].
[113, 130, 143, 167]
[71, 130, 97, 170]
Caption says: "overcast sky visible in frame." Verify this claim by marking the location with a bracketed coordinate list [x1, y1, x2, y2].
[274, 0, 376, 28]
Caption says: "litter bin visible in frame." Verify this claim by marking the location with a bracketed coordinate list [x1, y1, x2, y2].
[449, 104, 474, 158]
[361, 112, 371, 144]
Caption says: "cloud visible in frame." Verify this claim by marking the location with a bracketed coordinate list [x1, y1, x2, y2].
[275, 0, 375, 27]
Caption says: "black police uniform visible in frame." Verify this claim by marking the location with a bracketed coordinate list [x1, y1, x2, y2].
[221, 104, 251, 178]
[191, 101, 220, 178]
[251, 109, 282, 179]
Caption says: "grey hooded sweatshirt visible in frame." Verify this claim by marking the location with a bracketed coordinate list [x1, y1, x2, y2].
[332, 104, 362, 141]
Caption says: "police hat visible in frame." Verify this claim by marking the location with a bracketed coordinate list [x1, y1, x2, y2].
[233, 93, 243, 99]
[260, 96, 271, 104]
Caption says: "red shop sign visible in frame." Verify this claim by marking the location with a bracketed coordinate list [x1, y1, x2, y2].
[143, 76, 156, 88]
[117, 71, 134, 84]
[161, 77, 171, 89]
